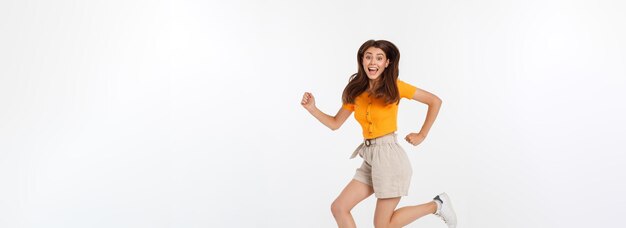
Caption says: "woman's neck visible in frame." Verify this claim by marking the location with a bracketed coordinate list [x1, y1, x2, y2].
[368, 78, 381, 92]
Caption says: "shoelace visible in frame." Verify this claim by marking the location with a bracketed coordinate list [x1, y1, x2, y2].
[435, 211, 449, 224]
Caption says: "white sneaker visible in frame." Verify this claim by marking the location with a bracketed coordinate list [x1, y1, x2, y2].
[434, 192, 457, 228]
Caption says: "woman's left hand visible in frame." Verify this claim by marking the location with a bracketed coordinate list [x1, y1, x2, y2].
[404, 132, 426, 146]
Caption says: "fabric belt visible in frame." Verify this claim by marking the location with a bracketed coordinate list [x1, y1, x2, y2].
[349, 133, 398, 159]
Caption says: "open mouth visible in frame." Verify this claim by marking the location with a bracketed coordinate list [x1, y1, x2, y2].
[368, 67, 378, 75]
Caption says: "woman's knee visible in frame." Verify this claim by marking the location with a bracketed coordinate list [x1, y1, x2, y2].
[373, 219, 387, 228]
[330, 200, 350, 216]
[374, 213, 402, 228]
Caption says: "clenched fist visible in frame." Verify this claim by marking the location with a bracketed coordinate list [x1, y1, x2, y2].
[301, 92, 316, 111]
[405, 132, 426, 146]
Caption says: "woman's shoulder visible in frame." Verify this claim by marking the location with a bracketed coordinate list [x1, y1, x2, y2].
[396, 79, 415, 88]
[396, 79, 417, 98]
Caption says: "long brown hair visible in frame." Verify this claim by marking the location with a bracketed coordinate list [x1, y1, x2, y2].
[342, 40, 401, 105]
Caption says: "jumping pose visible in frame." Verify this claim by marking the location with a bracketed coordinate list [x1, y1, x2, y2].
[301, 40, 457, 228]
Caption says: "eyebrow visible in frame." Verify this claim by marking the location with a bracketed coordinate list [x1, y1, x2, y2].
[365, 52, 385, 56]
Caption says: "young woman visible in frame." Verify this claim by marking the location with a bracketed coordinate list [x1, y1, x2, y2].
[300, 40, 457, 228]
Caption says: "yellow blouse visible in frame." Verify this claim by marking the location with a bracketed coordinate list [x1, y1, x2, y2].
[342, 80, 417, 139]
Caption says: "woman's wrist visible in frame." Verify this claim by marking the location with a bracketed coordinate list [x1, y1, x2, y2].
[306, 105, 318, 113]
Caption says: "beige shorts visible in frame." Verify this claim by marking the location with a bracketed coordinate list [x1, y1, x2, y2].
[350, 133, 412, 199]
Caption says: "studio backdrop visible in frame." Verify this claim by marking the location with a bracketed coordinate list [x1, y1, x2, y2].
[1, 0, 625, 227]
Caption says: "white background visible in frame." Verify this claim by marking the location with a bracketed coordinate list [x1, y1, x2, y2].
[1, 0, 625, 227]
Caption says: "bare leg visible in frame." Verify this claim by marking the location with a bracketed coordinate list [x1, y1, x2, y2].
[331, 179, 374, 228]
[389, 201, 437, 227]
[373, 197, 401, 228]
[374, 197, 438, 228]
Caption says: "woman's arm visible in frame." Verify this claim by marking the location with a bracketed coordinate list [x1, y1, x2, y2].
[301, 92, 352, 130]
[404, 87, 442, 146]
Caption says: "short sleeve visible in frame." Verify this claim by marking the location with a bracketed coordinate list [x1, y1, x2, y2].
[397, 80, 418, 99]
[342, 103, 355, 111]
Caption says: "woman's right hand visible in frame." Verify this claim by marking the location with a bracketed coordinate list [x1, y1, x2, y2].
[301, 92, 316, 111]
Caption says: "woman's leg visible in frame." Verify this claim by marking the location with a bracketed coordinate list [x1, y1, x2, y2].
[331, 179, 374, 228]
[374, 197, 437, 228]
[373, 197, 401, 228]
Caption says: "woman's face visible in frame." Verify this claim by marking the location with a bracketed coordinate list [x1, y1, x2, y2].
[362, 47, 390, 81]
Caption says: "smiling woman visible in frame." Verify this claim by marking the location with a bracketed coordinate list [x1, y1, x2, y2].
[364, 47, 388, 78]
[343, 40, 401, 106]
[300, 40, 455, 228]
[2, 0, 625, 227]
